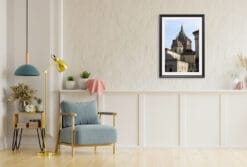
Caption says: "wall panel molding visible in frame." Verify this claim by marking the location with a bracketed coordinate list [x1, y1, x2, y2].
[59, 90, 247, 147]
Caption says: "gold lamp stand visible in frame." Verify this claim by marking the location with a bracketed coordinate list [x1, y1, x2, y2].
[37, 55, 67, 157]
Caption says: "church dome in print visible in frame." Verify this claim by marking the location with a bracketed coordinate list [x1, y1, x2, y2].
[175, 25, 192, 50]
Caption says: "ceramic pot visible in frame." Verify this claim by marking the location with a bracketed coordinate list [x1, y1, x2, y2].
[65, 81, 76, 89]
[79, 78, 88, 90]
[36, 104, 43, 112]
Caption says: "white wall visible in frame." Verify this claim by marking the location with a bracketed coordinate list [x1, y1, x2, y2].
[0, 0, 7, 149]
[63, 0, 247, 90]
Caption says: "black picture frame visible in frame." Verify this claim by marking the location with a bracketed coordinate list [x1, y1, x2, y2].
[159, 14, 205, 78]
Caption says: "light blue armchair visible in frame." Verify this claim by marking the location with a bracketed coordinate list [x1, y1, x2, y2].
[55, 101, 117, 157]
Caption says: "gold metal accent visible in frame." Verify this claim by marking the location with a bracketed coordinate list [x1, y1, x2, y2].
[59, 143, 114, 147]
[25, 52, 29, 64]
[13, 113, 18, 128]
[37, 151, 56, 157]
[51, 55, 68, 72]
[71, 114, 75, 157]
[113, 144, 116, 154]
[38, 55, 68, 157]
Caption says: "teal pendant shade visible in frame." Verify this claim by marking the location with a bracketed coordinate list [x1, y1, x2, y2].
[15, 64, 40, 76]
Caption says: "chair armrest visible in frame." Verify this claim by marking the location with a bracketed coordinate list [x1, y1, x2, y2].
[98, 112, 117, 116]
[98, 112, 117, 127]
[59, 112, 76, 148]
[58, 112, 77, 130]
[60, 112, 77, 117]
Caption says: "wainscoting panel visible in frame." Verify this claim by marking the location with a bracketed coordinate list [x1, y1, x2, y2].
[58, 90, 247, 148]
[144, 93, 179, 147]
[103, 93, 139, 146]
[183, 94, 220, 147]
[223, 94, 247, 147]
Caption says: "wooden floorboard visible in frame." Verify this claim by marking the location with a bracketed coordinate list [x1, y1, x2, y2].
[1, 148, 247, 167]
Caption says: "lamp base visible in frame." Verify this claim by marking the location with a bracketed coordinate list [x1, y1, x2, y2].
[37, 151, 56, 157]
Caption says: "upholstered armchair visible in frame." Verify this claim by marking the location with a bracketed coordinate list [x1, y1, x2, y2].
[55, 101, 117, 157]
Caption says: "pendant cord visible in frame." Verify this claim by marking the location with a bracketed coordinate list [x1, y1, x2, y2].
[26, 0, 28, 53]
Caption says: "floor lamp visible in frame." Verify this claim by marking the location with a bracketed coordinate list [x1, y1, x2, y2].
[37, 55, 67, 157]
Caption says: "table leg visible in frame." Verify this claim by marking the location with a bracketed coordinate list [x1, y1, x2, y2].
[12, 129, 17, 151]
[37, 128, 45, 152]
[12, 129, 23, 151]
[16, 129, 23, 150]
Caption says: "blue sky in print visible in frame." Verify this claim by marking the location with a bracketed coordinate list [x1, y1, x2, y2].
[164, 18, 201, 50]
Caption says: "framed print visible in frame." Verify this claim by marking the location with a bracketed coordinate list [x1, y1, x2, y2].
[159, 14, 205, 78]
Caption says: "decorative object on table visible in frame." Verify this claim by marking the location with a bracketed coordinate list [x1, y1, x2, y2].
[29, 119, 41, 128]
[8, 83, 38, 112]
[235, 81, 244, 90]
[25, 104, 36, 112]
[87, 79, 106, 96]
[35, 98, 43, 112]
[230, 71, 245, 90]
[159, 14, 205, 78]
[65, 76, 76, 89]
[14, 0, 39, 76]
[37, 54, 67, 157]
[79, 70, 91, 89]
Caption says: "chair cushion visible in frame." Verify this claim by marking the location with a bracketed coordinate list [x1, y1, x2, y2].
[60, 124, 117, 145]
[61, 101, 99, 128]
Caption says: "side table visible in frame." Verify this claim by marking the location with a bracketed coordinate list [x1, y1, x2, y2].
[12, 112, 45, 151]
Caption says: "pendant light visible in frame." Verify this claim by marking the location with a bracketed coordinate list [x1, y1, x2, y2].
[14, 0, 40, 76]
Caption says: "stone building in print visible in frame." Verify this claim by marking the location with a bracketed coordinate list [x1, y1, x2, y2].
[165, 25, 199, 72]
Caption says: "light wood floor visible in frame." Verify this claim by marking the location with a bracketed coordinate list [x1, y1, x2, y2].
[1, 148, 247, 167]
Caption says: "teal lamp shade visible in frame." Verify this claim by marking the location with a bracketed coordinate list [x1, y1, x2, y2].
[15, 64, 40, 76]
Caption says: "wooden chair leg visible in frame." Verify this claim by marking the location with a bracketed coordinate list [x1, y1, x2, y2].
[72, 145, 74, 157]
[55, 144, 60, 154]
[72, 131, 75, 157]
[113, 144, 115, 154]
[94, 146, 97, 153]
[55, 130, 61, 153]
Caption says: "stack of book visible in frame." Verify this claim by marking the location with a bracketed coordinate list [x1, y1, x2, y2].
[16, 122, 28, 128]
[28, 119, 41, 128]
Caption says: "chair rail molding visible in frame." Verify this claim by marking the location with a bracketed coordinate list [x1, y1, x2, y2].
[60, 89, 247, 148]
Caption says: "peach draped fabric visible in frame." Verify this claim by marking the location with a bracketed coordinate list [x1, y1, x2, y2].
[87, 79, 106, 95]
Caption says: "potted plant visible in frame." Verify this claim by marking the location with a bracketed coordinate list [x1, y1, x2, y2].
[65, 76, 76, 89]
[35, 98, 43, 112]
[79, 71, 91, 89]
[8, 83, 38, 112]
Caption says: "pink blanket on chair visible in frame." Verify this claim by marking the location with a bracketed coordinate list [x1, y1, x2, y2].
[87, 79, 106, 95]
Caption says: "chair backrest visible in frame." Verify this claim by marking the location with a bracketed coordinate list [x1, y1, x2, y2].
[59, 91, 99, 128]
[61, 100, 99, 128]
[60, 90, 97, 102]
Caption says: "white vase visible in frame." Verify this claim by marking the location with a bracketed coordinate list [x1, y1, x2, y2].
[37, 104, 43, 112]
[65, 81, 76, 89]
[79, 78, 88, 90]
